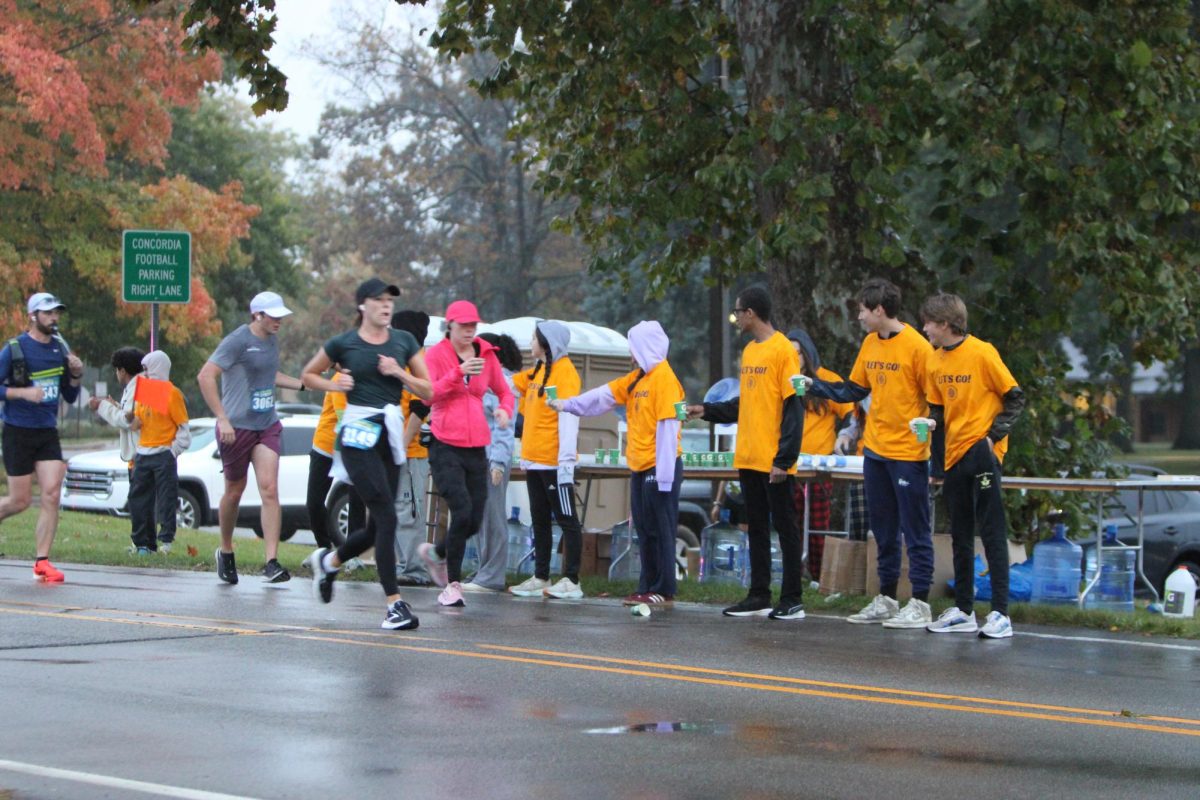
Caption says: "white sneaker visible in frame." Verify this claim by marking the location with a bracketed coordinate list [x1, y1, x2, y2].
[509, 576, 551, 597]
[543, 577, 584, 600]
[846, 594, 899, 624]
[926, 607, 979, 633]
[882, 598, 932, 629]
[461, 581, 500, 593]
[979, 610, 1013, 639]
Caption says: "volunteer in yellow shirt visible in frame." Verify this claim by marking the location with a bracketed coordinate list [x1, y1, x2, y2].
[508, 320, 586, 600]
[917, 293, 1025, 639]
[551, 320, 685, 606]
[688, 286, 807, 621]
[806, 277, 936, 630]
[129, 350, 190, 554]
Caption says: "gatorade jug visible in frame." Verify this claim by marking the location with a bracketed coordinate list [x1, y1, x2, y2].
[1083, 524, 1134, 613]
[1030, 512, 1082, 606]
[1163, 566, 1198, 618]
[699, 510, 748, 586]
[506, 506, 534, 575]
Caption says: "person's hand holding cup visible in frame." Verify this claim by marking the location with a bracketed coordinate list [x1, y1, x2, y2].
[909, 417, 936, 443]
[460, 357, 485, 377]
[790, 374, 811, 397]
[685, 404, 705, 421]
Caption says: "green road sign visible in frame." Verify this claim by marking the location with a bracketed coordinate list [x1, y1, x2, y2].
[122, 230, 191, 303]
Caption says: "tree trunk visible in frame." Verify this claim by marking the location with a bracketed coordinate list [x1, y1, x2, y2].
[1174, 344, 1200, 449]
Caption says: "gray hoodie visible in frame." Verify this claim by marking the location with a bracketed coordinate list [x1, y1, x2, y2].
[528, 320, 579, 483]
[136, 351, 192, 456]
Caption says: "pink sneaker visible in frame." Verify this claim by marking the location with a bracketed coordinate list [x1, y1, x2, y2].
[417, 542, 448, 587]
[438, 581, 465, 607]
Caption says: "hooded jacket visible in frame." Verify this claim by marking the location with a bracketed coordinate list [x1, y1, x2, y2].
[786, 327, 853, 454]
[427, 335, 515, 448]
[514, 320, 580, 480]
[95, 372, 140, 462]
[135, 350, 191, 456]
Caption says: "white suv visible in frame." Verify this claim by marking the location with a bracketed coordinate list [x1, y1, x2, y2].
[61, 415, 321, 540]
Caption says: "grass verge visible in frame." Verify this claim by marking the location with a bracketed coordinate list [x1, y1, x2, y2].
[4, 511, 1197, 638]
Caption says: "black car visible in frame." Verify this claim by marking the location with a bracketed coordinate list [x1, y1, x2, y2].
[1098, 466, 1200, 599]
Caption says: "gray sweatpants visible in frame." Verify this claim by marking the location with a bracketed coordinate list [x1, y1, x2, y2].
[394, 457, 431, 584]
[470, 467, 511, 589]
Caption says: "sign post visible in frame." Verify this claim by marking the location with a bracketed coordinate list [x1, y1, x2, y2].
[122, 230, 192, 351]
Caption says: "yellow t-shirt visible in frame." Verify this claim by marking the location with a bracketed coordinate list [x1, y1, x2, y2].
[924, 335, 1018, 469]
[735, 331, 801, 473]
[608, 362, 684, 472]
[311, 375, 348, 456]
[402, 389, 428, 459]
[849, 324, 932, 461]
[802, 366, 854, 456]
[513, 357, 581, 466]
[135, 384, 189, 449]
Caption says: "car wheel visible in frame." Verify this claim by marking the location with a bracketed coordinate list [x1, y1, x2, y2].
[176, 488, 201, 530]
[328, 491, 351, 546]
[251, 520, 298, 542]
[675, 525, 700, 579]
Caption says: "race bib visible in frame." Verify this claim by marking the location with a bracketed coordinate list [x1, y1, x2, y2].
[34, 375, 59, 404]
[340, 419, 382, 450]
[250, 388, 275, 413]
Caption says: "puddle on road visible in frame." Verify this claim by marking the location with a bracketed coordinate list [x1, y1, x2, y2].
[584, 721, 793, 737]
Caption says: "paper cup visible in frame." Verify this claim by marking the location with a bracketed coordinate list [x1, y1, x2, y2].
[791, 375, 806, 397]
[674, 401, 687, 421]
[545, 385, 557, 401]
[631, 603, 651, 617]
[915, 421, 929, 443]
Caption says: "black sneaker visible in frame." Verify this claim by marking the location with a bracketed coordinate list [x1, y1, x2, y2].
[215, 548, 238, 585]
[722, 595, 772, 617]
[263, 559, 291, 584]
[304, 548, 337, 603]
[769, 601, 806, 621]
[382, 599, 420, 631]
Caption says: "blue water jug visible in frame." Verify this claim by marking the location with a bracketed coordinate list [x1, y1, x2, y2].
[506, 506, 534, 574]
[1030, 519, 1083, 605]
[700, 511, 748, 586]
[1084, 524, 1135, 613]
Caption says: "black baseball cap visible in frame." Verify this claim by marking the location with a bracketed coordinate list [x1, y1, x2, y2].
[356, 278, 400, 305]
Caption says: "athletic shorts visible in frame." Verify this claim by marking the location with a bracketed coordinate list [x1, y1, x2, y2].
[2, 424, 63, 477]
[218, 421, 282, 482]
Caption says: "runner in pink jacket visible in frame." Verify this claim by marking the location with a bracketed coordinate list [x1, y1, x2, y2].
[418, 300, 514, 608]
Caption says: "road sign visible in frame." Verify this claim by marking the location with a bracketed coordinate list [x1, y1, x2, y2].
[122, 230, 191, 304]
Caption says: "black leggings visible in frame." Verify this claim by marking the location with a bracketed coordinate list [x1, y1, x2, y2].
[428, 439, 489, 583]
[335, 432, 401, 596]
[306, 451, 364, 549]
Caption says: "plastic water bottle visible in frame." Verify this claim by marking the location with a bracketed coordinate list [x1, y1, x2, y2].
[1030, 518, 1082, 606]
[700, 510, 748, 586]
[1163, 567, 1198, 618]
[608, 520, 641, 580]
[1083, 524, 1134, 613]
[506, 506, 533, 574]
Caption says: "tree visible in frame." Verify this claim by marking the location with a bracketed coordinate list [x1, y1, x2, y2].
[310, 20, 586, 321]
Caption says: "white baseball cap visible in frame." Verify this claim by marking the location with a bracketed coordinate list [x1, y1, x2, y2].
[27, 293, 66, 314]
[249, 291, 293, 319]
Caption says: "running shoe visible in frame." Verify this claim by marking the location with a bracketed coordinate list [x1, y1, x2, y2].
[881, 598, 932, 629]
[215, 548, 238, 585]
[416, 543, 448, 587]
[304, 548, 338, 603]
[32, 560, 64, 582]
[768, 601, 806, 620]
[722, 595, 772, 617]
[979, 611, 1013, 639]
[438, 581, 466, 607]
[263, 559, 291, 584]
[460, 581, 500, 593]
[543, 577, 584, 600]
[623, 592, 674, 606]
[158, 542, 172, 555]
[926, 607, 979, 633]
[509, 576, 551, 597]
[382, 599, 420, 630]
[847, 594, 899, 624]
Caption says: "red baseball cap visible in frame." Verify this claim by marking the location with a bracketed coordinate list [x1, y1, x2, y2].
[445, 300, 483, 324]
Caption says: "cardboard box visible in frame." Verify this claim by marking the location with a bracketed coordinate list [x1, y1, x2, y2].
[819, 537, 867, 596]
[865, 533, 1028, 599]
[579, 529, 612, 578]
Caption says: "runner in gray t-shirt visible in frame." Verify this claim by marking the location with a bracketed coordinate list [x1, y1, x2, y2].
[197, 291, 305, 585]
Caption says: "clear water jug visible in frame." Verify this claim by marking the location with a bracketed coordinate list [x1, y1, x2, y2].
[506, 506, 533, 574]
[1030, 521, 1082, 605]
[608, 520, 641, 580]
[1163, 566, 1197, 618]
[1083, 524, 1134, 613]
[700, 512, 748, 586]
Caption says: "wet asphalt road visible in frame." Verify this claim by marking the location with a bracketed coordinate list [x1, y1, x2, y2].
[1, 560, 1198, 800]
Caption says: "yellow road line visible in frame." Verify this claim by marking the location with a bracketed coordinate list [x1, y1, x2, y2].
[0, 607, 262, 636]
[479, 643, 1200, 725]
[286, 632, 1200, 738]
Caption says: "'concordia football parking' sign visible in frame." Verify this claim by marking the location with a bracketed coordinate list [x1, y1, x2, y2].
[122, 230, 191, 304]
